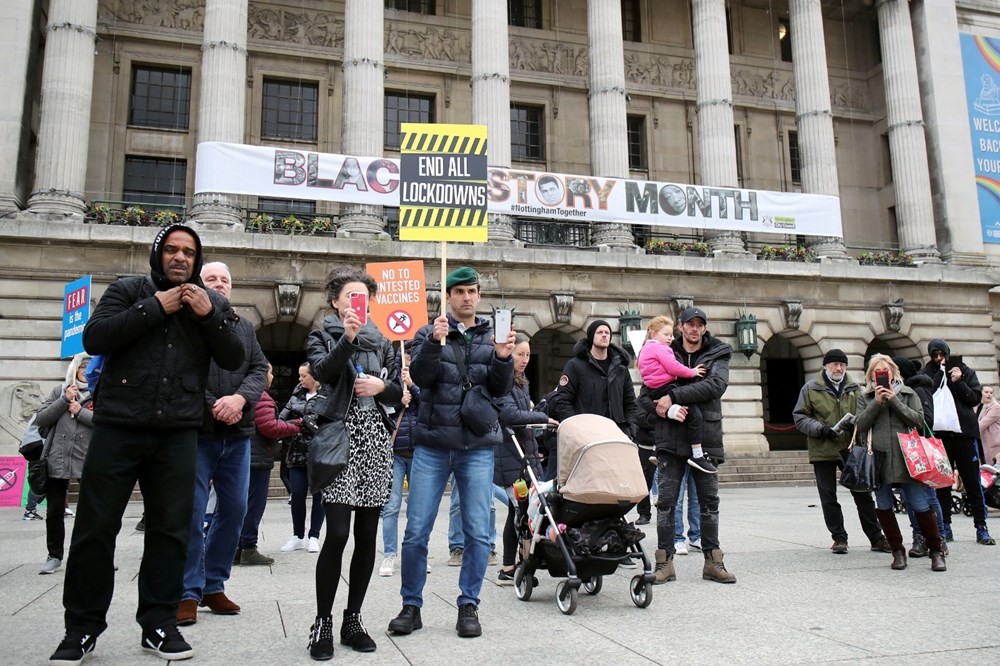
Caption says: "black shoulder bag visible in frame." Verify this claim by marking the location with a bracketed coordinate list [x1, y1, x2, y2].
[451, 339, 501, 437]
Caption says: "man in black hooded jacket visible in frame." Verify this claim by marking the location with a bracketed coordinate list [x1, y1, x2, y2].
[920, 339, 995, 546]
[51, 225, 245, 664]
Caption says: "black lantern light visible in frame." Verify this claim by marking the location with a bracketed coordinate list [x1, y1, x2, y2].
[735, 311, 758, 360]
[618, 307, 642, 356]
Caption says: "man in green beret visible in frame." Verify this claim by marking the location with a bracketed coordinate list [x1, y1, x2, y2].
[389, 266, 516, 639]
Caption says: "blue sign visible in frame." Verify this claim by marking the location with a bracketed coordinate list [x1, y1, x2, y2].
[960, 33, 1000, 244]
[61, 276, 91, 358]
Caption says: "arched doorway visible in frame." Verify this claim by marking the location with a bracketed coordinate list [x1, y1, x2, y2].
[760, 335, 807, 451]
[864, 333, 922, 370]
[525, 328, 580, 404]
[256, 321, 311, 407]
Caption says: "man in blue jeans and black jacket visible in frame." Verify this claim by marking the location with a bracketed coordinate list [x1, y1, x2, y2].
[50, 225, 244, 664]
[387, 267, 514, 639]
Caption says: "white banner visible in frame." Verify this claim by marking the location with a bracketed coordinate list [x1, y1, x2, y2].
[195, 142, 843, 237]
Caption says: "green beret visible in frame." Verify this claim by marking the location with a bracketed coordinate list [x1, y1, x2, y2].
[446, 266, 480, 290]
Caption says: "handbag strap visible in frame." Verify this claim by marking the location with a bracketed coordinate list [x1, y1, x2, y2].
[449, 340, 473, 391]
[389, 406, 406, 447]
[848, 425, 859, 450]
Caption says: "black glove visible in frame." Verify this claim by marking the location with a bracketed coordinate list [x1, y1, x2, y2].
[820, 425, 838, 440]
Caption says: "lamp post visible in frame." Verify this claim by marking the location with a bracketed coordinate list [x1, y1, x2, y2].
[618, 307, 642, 356]
[735, 312, 758, 360]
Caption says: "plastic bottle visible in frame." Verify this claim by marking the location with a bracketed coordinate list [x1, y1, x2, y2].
[354, 364, 376, 410]
[512, 479, 528, 501]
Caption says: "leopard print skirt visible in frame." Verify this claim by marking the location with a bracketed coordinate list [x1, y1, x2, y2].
[321, 401, 392, 507]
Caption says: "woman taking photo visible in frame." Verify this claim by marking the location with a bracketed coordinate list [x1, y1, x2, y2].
[279, 363, 326, 554]
[34, 353, 93, 574]
[305, 269, 401, 660]
[855, 354, 946, 572]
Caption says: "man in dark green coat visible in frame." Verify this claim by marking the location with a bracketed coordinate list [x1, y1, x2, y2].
[793, 349, 888, 555]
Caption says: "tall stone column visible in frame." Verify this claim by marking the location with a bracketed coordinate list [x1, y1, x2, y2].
[27, 0, 98, 217]
[789, 0, 849, 261]
[0, 0, 40, 213]
[472, 0, 516, 243]
[338, 0, 385, 238]
[875, 0, 940, 262]
[587, 0, 634, 249]
[691, 0, 744, 255]
[189, 0, 248, 229]
[911, 0, 985, 264]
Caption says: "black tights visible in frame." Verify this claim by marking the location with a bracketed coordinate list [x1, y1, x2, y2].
[315, 503, 381, 617]
[502, 500, 517, 568]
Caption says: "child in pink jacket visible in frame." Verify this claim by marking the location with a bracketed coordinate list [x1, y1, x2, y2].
[638, 316, 714, 474]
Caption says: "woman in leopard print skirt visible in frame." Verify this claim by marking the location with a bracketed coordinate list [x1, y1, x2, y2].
[304, 269, 402, 660]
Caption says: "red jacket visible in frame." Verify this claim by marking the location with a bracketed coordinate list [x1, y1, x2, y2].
[250, 390, 301, 469]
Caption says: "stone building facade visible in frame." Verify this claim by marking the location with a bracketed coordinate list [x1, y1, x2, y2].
[1, 0, 999, 456]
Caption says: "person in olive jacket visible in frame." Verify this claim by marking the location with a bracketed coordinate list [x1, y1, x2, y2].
[792, 348, 887, 555]
[34, 353, 93, 575]
[52, 224, 245, 665]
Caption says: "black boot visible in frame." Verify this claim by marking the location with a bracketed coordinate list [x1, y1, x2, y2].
[341, 610, 376, 652]
[908, 534, 928, 558]
[875, 509, 906, 570]
[308, 616, 334, 661]
[915, 510, 946, 572]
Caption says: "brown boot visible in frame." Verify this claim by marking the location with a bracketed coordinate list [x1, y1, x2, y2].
[201, 591, 241, 614]
[875, 509, 907, 570]
[702, 549, 736, 584]
[653, 549, 675, 584]
[176, 599, 198, 626]
[914, 509, 947, 572]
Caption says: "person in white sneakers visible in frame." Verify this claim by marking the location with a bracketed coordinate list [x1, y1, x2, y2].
[279, 363, 326, 553]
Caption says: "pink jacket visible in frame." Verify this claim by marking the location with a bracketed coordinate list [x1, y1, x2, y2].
[979, 401, 1000, 465]
[638, 340, 698, 389]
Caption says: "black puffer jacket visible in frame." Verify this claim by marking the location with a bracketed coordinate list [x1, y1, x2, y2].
[921, 343, 981, 437]
[549, 339, 638, 439]
[638, 332, 732, 461]
[83, 224, 244, 429]
[393, 384, 420, 456]
[494, 382, 547, 486]
[409, 313, 514, 451]
[904, 373, 935, 433]
[201, 316, 269, 437]
[280, 385, 324, 468]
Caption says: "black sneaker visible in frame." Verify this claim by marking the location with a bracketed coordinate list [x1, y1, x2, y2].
[387, 605, 422, 635]
[23, 509, 43, 521]
[50, 631, 96, 664]
[687, 456, 718, 474]
[141, 625, 193, 661]
[456, 603, 482, 638]
[135, 517, 145, 532]
[497, 569, 515, 586]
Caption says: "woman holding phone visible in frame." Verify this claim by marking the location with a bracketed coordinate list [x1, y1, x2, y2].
[304, 269, 402, 660]
[855, 354, 945, 572]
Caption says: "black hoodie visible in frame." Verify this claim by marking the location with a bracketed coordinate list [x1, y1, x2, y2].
[82, 225, 245, 429]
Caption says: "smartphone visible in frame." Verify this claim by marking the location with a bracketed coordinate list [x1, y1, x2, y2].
[494, 309, 512, 342]
[875, 369, 890, 389]
[350, 292, 368, 325]
[945, 355, 963, 371]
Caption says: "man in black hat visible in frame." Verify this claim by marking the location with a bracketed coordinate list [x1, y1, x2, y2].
[388, 266, 515, 639]
[920, 339, 995, 545]
[638, 307, 736, 584]
[549, 319, 638, 441]
[793, 349, 889, 555]
[50, 225, 245, 664]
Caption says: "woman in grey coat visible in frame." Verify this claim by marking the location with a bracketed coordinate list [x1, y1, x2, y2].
[34, 353, 93, 574]
[855, 354, 945, 573]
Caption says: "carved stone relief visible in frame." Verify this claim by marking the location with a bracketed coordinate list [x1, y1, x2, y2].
[509, 38, 588, 78]
[0, 381, 45, 444]
[248, 4, 344, 49]
[550, 293, 574, 324]
[782, 300, 803, 330]
[385, 22, 469, 62]
[98, 0, 205, 32]
[882, 299, 904, 333]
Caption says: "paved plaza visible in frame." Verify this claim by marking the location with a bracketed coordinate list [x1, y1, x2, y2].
[3, 485, 999, 665]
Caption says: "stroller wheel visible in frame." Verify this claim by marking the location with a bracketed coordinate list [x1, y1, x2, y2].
[583, 576, 602, 596]
[951, 494, 964, 517]
[630, 574, 653, 609]
[555, 580, 578, 615]
[514, 563, 533, 602]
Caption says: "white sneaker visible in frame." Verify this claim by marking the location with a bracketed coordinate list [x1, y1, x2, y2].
[280, 536, 306, 552]
[427, 561, 432, 574]
[64, 507, 75, 517]
[379, 555, 396, 577]
[675, 541, 689, 556]
[308, 537, 321, 553]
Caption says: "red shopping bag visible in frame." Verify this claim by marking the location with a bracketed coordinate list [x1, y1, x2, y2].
[897, 429, 954, 488]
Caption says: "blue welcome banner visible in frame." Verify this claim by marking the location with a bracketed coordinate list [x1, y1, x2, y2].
[960, 33, 1000, 244]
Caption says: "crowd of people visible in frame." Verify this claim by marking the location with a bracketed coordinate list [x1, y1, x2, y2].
[19, 227, 998, 664]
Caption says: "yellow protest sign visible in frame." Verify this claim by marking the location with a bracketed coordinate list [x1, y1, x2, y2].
[399, 123, 488, 242]
[365, 260, 427, 341]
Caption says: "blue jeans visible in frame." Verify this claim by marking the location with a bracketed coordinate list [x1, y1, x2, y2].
[400, 445, 494, 608]
[905, 484, 945, 536]
[875, 482, 930, 513]
[674, 466, 701, 543]
[448, 474, 462, 551]
[183, 436, 250, 601]
[239, 467, 272, 549]
[383, 455, 413, 556]
[288, 466, 324, 539]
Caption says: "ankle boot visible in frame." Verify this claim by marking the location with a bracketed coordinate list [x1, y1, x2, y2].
[341, 610, 376, 652]
[653, 549, 675, 585]
[702, 548, 736, 584]
[915, 509, 946, 572]
[875, 509, 906, 570]
[308, 615, 334, 661]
